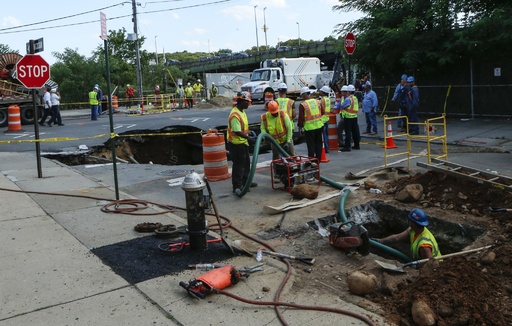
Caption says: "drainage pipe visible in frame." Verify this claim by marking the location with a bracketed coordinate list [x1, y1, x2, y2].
[236, 133, 411, 262]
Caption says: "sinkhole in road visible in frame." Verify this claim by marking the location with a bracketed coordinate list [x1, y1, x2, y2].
[303, 200, 485, 261]
[47, 125, 272, 166]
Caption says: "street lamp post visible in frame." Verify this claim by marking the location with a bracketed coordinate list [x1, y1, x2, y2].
[154, 35, 158, 65]
[296, 22, 301, 48]
[263, 7, 268, 50]
[254, 5, 260, 54]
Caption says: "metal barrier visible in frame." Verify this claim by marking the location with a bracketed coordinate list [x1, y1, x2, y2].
[383, 114, 448, 168]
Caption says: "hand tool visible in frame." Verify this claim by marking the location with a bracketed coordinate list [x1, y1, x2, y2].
[204, 176, 235, 255]
[261, 250, 315, 265]
[488, 207, 512, 213]
[275, 212, 286, 229]
[158, 238, 222, 252]
[375, 245, 493, 273]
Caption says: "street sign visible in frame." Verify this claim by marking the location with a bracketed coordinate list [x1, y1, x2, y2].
[26, 38, 44, 54]
[100, 12, 108, 40]
[15, 55, 50, 89]
[344, 32, 356, 55]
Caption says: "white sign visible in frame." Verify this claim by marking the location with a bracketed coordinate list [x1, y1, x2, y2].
[100, 12, 107, 40]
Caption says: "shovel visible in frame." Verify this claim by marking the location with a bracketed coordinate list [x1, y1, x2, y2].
[375, 245, 493, 273]
[204, 177, 235, 255]
[261, 250, 316, 265]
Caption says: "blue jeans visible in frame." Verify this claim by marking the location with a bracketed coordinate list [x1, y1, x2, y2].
[322, 122, 329, 152]
[365, 111, 377, 133]
[91, 105, 98, 120]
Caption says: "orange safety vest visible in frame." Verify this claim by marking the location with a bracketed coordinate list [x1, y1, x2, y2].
[261, 111, 287, 143]
[227, 107, 249, 145]
[302, 99, 323, 131]
[320, 96, 331, 123]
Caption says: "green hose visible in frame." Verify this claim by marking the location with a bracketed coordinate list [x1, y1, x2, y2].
[236, 134, 411, 262]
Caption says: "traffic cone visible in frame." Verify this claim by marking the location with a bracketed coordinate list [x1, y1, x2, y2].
[320, 143, 330, 163]
[385, 121, 398, 149]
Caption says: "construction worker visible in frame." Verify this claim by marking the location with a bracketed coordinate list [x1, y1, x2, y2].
[298, 86, 324, 161]
[339, 85, 361, 151]
[406, 76, 420, 135]
[125, 84, 135, 110]
[175, 83, 184, 110]
[260, 100, 295, 183]
[275, 83, 296, 154]
[227, 91, 257, 193]
[89, 86, 99, 121]
[210, 82, 218, 98]
[319, 85, 332, 153]
[392, 74, 408, 131]
[361, 81, 378, 135]
[184, 82, 194, 109]
[193, 79, 203, 102]
[375, 208, 441, 260]
[335, 86, 347, 148]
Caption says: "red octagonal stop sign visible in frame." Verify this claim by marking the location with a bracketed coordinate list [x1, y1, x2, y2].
[16, 55, 50, 89]
[345, 32, 356, 55]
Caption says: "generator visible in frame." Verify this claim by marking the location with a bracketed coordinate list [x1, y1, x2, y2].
[271, 156, 320, 192]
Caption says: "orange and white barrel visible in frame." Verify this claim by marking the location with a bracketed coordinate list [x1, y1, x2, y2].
[7, 105, 23, 132]
[112, 96, 119, 111]
[328, 113, 339, 151]
[202, 130, 231, 181]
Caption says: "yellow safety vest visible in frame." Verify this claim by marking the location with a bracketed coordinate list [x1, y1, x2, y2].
[261, 112, 288, 144]
[184, 86, 193, 97]
[89, 91, 99, 105]
[344, 96, 359, 118]
[193, 83, 202, 92]
[227, 107, 249, 145]
[276, 97, 294, 118]
[320, 96, 331, 123]
[409, 227, 441, 260]
[302, 99, 323, 131]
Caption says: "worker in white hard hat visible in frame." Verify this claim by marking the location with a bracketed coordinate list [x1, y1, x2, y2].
[175, 82, 184, 110]
[275, 82, 296, 155]
[319, 85, 332, 153]
[193, 79, 204, 102]
[338, 85, 361, 151]
[184, 82, 194, 109]
[298, 86, 324, 161]
[210, 82, 218, 98]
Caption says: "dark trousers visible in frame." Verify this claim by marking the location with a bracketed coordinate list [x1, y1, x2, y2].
[322, 122, 329, 152]
[39, 108, 52, 124]
[305, 127, 323, 160]
[337, 117, 345, 147]
[229, 142, 250, 190]
[343, 117, 361, 149]
[48, 105, 62, 125]
[408, 107, 419, 134]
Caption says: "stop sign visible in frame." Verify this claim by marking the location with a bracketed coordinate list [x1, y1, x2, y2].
[344, 32, 356, 55]
[15, 55, 50, 89]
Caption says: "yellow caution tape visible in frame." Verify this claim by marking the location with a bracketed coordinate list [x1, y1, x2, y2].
[443, 84, 451, 115]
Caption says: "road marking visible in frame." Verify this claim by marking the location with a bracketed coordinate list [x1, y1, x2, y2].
[171, 117, 210, 122]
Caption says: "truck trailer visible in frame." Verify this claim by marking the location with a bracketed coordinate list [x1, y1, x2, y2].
[241, 57, 332, 101]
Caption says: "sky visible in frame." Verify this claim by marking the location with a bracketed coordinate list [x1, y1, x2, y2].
[1, 0, 363, 65]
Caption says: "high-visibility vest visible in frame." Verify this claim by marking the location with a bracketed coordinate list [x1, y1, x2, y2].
[320, 96, 331, 123]
[89, 91, 99, 105]
[302, 99, 323, 131]
[409, 227, 441, 260]
[184, 86, 193, 97]
[276, 97, 294, 119]
[261, 111, 287, 144]
[344, 95, 359, 118]
[227, 107, 249, 145]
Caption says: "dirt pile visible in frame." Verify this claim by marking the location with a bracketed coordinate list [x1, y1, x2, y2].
[196, 96, 232, 109]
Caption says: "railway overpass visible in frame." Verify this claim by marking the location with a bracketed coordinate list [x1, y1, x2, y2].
[177, 42, 341, 74]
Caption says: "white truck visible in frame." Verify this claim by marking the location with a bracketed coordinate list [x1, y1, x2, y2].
[241, 57, 332, 101]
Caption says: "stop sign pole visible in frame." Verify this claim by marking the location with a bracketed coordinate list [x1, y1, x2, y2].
[17, 39, 50, 178]
[344, 32, 356, 84]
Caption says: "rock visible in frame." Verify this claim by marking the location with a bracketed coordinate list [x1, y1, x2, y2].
[262, 286, 270, 292]
[395, 184, 424, 202]
[290, 184, 319, 199]
[480, 251, 496, 265]
[437, 304, 453, 318]
[458, 192, 468, 200]
[411, 299, 436, 326]
[364, 180, 377, 189]
[346, 270, 378, 295]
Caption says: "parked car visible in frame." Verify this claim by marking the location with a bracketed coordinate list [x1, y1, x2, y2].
[277, 46, 293, 52]
[232, 52, 249, 58]
[219, 53, 232, 59]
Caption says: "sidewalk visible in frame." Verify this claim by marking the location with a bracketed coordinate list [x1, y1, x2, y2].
[1, 112, 511, 325]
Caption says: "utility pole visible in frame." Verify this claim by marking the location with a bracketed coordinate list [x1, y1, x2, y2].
[254, 5, 259, 54]
[132, 0, 143, 107]
[154, 35, 158, 65]
[263, 7, 268, 50]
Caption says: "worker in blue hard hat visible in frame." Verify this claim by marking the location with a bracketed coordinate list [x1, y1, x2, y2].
[375, 208, 441, 260]
[406, 76, 420, 135]
[391, 74, 408, 131]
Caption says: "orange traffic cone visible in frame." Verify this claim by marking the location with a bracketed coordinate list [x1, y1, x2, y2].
[385, 121, 398, 149]
[320, 144, 330, 163]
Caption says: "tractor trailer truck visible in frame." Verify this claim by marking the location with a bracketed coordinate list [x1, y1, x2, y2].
[241, 57, 332, 101]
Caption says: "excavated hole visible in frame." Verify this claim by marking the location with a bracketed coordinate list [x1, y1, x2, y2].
[348, 200, 485, 260]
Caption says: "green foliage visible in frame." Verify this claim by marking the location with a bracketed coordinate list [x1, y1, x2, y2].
[0, 44, 18, 55]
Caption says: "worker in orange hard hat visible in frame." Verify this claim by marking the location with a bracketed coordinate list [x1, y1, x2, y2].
[260, 100, 295, 183]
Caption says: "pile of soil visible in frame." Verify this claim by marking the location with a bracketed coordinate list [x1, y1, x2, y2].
[196, 96, 233, 109]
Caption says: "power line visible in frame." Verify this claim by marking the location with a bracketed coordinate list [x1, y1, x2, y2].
[0, 0, 236, 35]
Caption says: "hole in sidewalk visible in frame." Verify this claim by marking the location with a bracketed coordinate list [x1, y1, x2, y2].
[304, 200, 485, 261]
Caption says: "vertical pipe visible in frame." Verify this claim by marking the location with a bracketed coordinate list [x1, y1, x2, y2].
[185, 190, 207, 251]
[254, 6, 259, 54]
[470, 57, 474, 119]
[132, 0, 143, 107]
